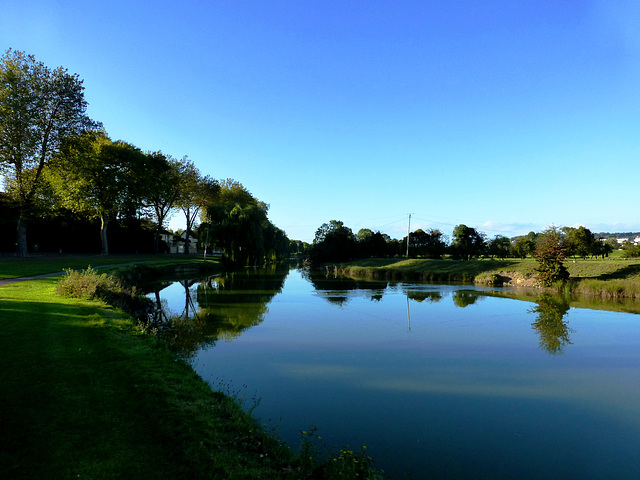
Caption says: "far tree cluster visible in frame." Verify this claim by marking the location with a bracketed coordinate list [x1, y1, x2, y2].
[309, 219, 625, 285]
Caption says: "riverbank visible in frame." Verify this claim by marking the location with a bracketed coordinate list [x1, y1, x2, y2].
[332, 257, 640, 299]
[0, 258, 382, 479]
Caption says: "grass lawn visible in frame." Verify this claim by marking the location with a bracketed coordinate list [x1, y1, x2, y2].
[0, 276, 297, 479]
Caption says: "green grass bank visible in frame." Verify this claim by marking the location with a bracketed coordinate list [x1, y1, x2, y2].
[333, 257, 640, 300]
[0, 257, 381, 479]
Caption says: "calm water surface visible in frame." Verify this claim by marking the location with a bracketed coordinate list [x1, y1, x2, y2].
[148, 268, 640, 479]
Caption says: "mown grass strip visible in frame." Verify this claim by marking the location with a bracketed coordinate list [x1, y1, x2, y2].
[0, 276, 304, 479]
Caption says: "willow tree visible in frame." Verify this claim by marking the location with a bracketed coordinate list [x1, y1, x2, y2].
[0, 49, 98, 255]
[49, 131, 149, 255]
[206, 179, 287, 265]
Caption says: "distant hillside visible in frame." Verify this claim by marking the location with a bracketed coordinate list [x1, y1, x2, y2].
[596, 232, 640, 240]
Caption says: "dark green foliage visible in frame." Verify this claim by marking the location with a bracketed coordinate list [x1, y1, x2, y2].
[487, 235, 511, 259]
[0, 49, 99, 256]
[206, 180, 288, 266]
[510, 232, 537, 259]
[621, 242, 640, 258]
[289, 239, 310, 255]
[310, 220, 357, 263]
[532, 227, 570, 286]
[450, 224, 486, 260]
[50, 131, 153, 255]
[405, 228, 447, 258]
[562, 226, 602, 259]
[356, 228, 391, 258]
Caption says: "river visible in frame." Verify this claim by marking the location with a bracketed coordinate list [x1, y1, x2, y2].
[146, 266, 640, 479]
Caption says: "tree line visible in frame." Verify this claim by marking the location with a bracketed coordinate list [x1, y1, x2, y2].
[308, 220, 622, 264]
[0, 49, 288, 264]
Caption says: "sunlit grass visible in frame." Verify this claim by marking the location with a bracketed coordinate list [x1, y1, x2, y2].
[1, 277, 302, 478]
[340, 257, 528, 282]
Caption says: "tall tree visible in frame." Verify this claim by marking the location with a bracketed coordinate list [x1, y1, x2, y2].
[450, 224, 486, 260]
[176, 159, 219, 255]
[0, 49, 98, 256]
[144, 152, 181, 254]
[49, 131, 148, 255]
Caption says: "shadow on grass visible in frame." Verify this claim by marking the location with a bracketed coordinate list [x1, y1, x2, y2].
[595, 264, 640, 281]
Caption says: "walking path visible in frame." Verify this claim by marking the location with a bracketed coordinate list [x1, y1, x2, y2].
[0, 271, 65, 287]
[0, 262, 150, 287]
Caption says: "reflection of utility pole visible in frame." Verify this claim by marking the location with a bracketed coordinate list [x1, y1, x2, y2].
[407, 295, 411, 332]
[406, 213, 412, 258]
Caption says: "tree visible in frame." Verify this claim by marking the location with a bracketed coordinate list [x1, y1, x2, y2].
[356, 228, 390, 258]
[206, 179, 286, 265]
[176, 159, 219, 254]
[530, 294, 572, 355]
[562, 226, 597, 259]
[531, 226, 570, 286]
[0, 49, 98, 255]
[621, 241, 640, 258]
[144, 152, 181, 254]
[450, 224, 486, 260]
[511, 233, 536, 259]
[49, 131, 149, 255]
[487, 235, 511, 259]
[405, 228, 447, 259]
[310, 220, 356, 263]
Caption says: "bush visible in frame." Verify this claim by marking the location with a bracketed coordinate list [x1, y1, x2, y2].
[57, 267, 154, 320]
[57, 266, 119, 299]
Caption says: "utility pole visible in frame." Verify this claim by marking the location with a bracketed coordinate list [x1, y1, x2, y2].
[406, 213, 411, 258]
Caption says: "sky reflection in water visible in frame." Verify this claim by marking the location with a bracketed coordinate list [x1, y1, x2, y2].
[149, 269, 640, 479]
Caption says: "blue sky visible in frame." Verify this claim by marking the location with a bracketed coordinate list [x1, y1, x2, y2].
[2, 0, 639, 242]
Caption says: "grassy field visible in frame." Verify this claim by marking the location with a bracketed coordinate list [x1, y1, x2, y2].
[0, 257, 381, 479]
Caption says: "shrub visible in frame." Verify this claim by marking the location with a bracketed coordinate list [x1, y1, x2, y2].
[57, 267, 154, 320]
[57, 267, 120, 299]
[532, 227, 570, 286]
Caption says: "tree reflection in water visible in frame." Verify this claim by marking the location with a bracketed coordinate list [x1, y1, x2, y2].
[529, 293, 573, 355]
[147, 269, 579, 359]
[302, 270, 388, 306]
[451, 290, 481, 308]
[405, 291, 443, 303]
[146, 267, 289, 359]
